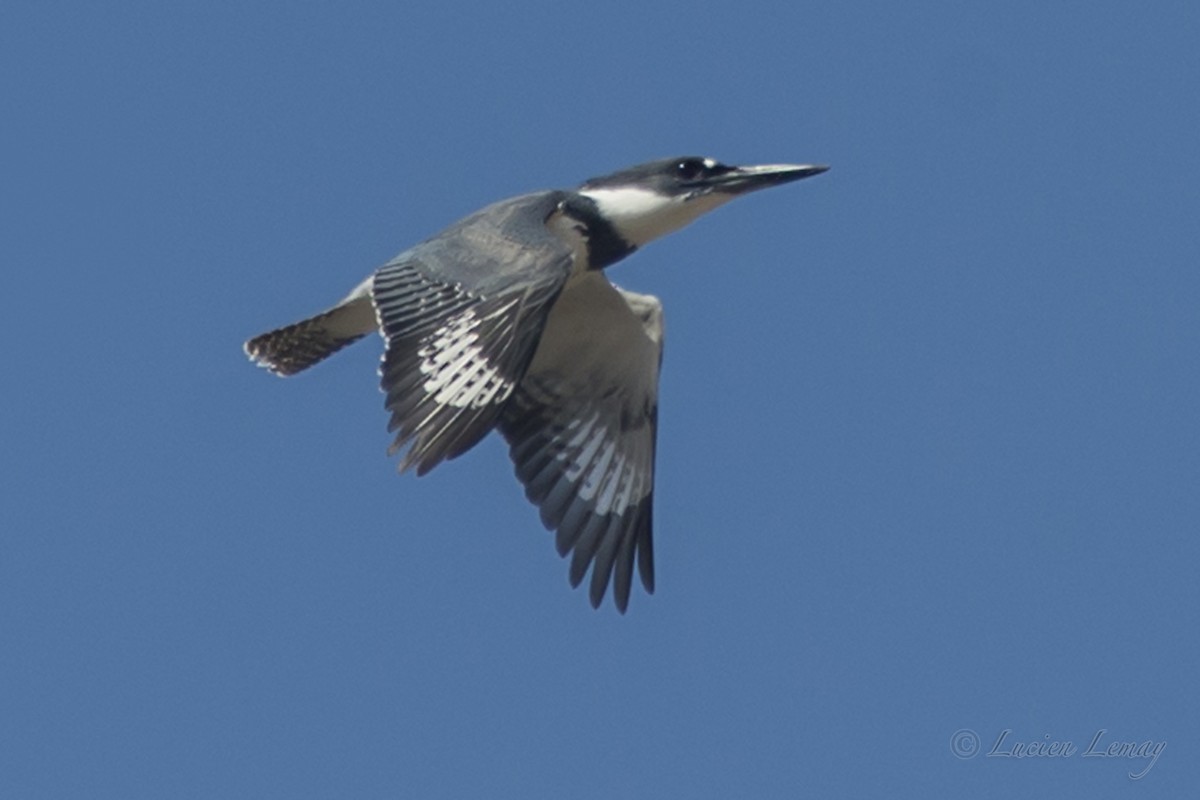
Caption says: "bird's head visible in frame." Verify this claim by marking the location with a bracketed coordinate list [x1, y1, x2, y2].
[578, 156, 829, 248]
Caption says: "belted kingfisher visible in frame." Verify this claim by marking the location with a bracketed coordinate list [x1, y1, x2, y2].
[245, 156, 828, 612]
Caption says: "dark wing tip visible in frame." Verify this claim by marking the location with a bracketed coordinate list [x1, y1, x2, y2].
[561, 503, 654, 613]
[636, 502, 655, 594]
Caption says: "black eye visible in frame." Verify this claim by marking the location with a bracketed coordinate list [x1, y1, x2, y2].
[675, 158, 707, 180]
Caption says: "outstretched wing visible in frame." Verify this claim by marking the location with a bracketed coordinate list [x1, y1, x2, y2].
[372, 192, 576, 475]
[499, 273, 663, 612]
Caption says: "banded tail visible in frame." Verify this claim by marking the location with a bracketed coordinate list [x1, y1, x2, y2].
[244, 280, 378, 376]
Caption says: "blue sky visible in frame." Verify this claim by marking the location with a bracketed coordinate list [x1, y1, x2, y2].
[3, 2, 1197, 797]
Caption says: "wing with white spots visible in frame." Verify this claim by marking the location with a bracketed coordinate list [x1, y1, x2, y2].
[372, 192, 575, 476]
[499, 274, 662, 612]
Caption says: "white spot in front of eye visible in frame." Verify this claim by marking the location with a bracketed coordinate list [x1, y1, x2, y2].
[703, 158, 716, 168]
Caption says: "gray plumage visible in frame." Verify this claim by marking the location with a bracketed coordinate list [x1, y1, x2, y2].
[245, 156, 827, 611]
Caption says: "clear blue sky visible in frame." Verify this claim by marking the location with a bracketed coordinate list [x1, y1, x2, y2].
[3, 2, 1197, 797]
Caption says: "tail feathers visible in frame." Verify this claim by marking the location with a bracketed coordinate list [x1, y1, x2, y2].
[245, 297, 377, 376]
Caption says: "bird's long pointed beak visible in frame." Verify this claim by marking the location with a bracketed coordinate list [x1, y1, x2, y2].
[698, 163, 830, 195]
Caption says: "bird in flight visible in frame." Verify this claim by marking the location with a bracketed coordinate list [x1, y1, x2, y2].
[245, 156, 828, 612]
